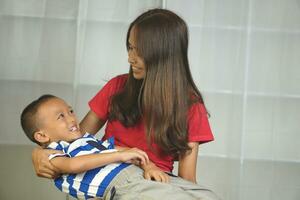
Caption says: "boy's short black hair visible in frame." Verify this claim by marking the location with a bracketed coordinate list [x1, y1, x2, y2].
[20, 94, 57, 145]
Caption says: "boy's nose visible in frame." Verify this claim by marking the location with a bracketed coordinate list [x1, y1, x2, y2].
[68, 115, 76, 123]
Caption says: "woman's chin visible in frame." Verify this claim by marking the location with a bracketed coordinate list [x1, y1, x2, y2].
[132, 72, 145, 80]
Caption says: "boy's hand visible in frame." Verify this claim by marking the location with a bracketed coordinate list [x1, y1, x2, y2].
[119, 148, 149, 166]
[32, 146, 61, 179]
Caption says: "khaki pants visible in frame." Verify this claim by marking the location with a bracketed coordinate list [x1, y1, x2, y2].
[103, 165, 220, 200]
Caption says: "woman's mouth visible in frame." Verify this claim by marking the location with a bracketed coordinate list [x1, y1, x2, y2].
[132, 66, 143, 72]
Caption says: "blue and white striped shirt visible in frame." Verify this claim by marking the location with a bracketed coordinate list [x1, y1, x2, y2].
[47, 133, 130, 199]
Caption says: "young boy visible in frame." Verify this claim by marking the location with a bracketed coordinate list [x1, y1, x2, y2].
[21, 95, 219, 200]
[20, 94, 149, 199]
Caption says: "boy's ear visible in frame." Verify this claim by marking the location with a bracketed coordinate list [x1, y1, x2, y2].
[34, 131, 50, 144]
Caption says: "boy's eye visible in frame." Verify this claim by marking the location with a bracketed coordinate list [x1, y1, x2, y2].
[70, 109, 74, 114]
[57, 113, 64, 120]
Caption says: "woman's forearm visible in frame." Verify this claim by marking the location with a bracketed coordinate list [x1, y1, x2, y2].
[115, 145, 129, 151]
[80, 110, 106, 135]
[178, 142, 199, 183]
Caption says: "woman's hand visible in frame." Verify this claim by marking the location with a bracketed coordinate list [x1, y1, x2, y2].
[141, 161, 170, 183]
[32, 146, 61, 179]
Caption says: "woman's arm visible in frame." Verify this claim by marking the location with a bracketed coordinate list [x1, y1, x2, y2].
[140, 142, 199, 183]
[50, 148, 149, 174]
[178, 142, 199, 183]
[80, 110, 106, 135]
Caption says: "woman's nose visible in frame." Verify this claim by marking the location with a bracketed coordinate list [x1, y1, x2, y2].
[128, 55, 136, 65]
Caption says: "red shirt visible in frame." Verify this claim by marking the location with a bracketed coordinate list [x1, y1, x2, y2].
[89, 74, 214, 172]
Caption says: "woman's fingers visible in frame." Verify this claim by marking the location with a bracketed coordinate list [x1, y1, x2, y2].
[160, 172, 170, 183]
[152, 171, 169, 183]
[144, 171, 152, 181]
[143, 167, 169, 183]
[152, 173, 162, 182]
[37, 168, 57, 179]
[32, 147, 61, 179]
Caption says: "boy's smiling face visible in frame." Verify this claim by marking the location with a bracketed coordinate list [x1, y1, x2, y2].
[36, 97, 82, 143]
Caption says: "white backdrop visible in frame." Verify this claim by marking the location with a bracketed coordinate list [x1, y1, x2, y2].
[0, 0, 300, 199]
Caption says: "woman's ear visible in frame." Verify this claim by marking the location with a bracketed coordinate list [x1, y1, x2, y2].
[34, 131, 50, 144]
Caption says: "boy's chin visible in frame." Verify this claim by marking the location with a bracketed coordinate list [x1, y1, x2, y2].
[72, 133, 82, 140]
[67, 132, 82, 142]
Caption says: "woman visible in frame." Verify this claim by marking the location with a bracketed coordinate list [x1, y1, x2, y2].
[33, 8, 215, 192]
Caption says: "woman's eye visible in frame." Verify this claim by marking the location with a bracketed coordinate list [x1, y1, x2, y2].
[128, 45, 135, 51]
[70, 109, 74, 114]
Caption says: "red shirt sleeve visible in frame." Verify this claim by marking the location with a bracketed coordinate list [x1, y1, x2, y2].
[88, 74, 128, 121]
[187, 103, 214, 144]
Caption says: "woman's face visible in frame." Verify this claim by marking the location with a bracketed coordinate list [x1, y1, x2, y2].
[128, 27, 146, 79]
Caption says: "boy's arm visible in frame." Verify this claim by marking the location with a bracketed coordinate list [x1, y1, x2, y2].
[50, 148, 148, 174]
[50, 152, 121, 174]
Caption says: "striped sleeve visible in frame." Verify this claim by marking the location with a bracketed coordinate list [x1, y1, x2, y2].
[101, 137, 114, 149]
[47, 141, 70, 160]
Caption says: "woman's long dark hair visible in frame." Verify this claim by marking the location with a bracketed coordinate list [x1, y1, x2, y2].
[109, 9, 205, 157]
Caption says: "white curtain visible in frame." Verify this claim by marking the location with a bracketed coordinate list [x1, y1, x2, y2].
[0, 0, 299, 199]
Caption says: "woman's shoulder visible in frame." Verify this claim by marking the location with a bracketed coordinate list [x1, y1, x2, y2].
[105, 73, 128, 90]
[109, 73, 128, 84]
[188, 101, 208, 116]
